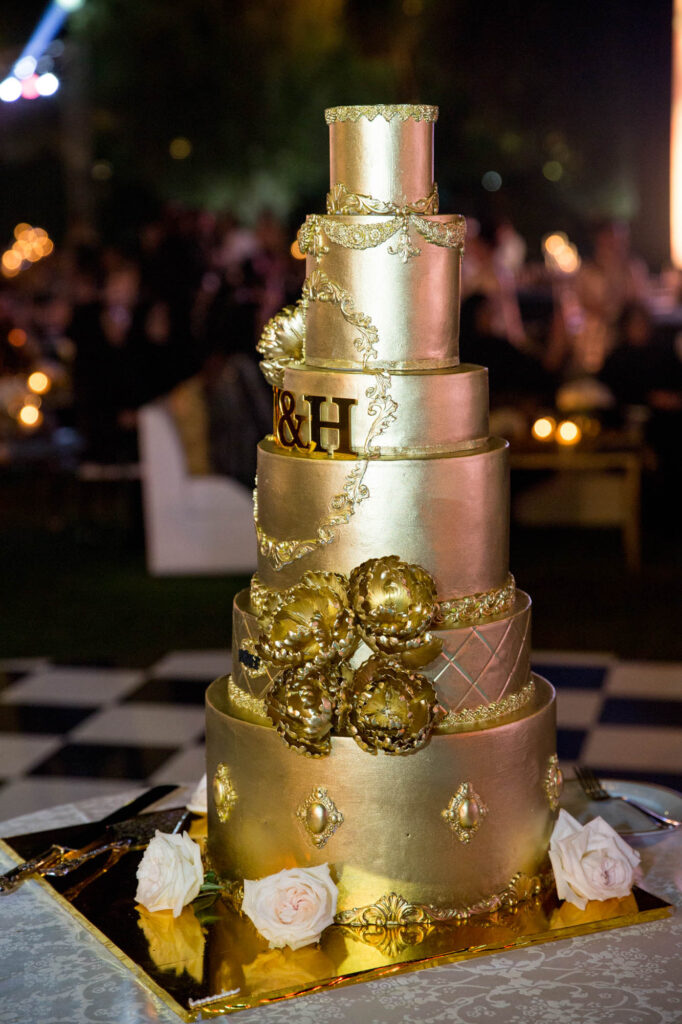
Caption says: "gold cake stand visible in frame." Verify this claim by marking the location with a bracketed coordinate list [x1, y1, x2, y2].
[0, 811, 673, 1022]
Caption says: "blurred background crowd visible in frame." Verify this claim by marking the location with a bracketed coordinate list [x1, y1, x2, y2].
[2, 203, 681, 509]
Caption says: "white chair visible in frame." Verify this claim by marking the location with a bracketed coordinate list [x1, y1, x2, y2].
[137, 401, 257, 575]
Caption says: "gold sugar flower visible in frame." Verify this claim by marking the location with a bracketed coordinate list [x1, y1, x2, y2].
[257, 300, 307, 387]
[349, 556, 438, 653]
[256, 572, 357, 676]
[341, 656, 444, 755]
[265, 670, 336, 757]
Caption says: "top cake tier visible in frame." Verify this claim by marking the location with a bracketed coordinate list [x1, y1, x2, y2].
[326, 104, 438, 207]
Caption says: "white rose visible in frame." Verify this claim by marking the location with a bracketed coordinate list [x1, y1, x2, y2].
[549, 809, 641, 910]
[242, 864, 338, 950]
[186, 774, 207, 815]
[135, 830, 204, 917]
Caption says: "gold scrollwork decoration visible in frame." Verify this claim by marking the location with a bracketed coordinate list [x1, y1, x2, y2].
[543, 753, 563, 811]
[437, 680, 536, 732]
[253, 461, 370, 572]
[326, 182, 440, 217]
[364, 370, 398, 455]
[212, 763, 238, 823]
[302, 269, 379, 367]
[335, 871, 547, 928]
[296, 786, 344, 848]
[299, 211, 466, 264]
[441, 782, 488, 843]
[436, 575, 516, 628]
[325, 104, 439, 123]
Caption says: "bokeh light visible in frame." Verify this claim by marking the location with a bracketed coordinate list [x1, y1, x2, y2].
[557, 420, 582, 445]
[169, 137, 192, 160]
[28, 371, 51, 394]
[481, 170, 502, 192]
[8, 328, 27, 348]
[36, 72, 59, 96]
[18, 404, 43, 429]
[290, 239, 305, 260]
[0, 77, 22, 103]
[542, 160, 563, 181]
[532, 416, 556, 441]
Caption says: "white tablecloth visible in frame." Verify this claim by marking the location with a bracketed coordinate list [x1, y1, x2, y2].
[1, 790, 680, 1024]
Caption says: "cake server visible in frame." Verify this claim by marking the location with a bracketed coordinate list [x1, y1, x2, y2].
[0, 784, 188, 895]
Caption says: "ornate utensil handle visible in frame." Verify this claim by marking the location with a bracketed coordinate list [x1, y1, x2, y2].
[0, 845, 66, 895]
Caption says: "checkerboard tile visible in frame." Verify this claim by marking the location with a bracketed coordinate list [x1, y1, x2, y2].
[0, 651, 681, 821]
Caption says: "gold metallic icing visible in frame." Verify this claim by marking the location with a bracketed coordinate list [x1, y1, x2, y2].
[206, 674, 557, 910]
[212, 763, 238, 824]
[253, 460, 370, 572]
[280, 363, 488, 457]
[441, 783, 489, 843]
[328, 107, 436, 208]
[302, 268, 378, 367]
[255, 438, 510, 595]
[303, 216, 461, 370]
[296, 786, 344, 848]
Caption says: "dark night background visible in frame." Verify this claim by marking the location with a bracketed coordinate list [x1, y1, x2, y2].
[0, 0, 673, 267]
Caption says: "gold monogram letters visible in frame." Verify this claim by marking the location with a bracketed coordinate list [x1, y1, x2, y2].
[273, 387, 357, 456]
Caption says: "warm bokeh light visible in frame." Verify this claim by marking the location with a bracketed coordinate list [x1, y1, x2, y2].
[18, 404, 43, 428]
[8, 328, 27, 348]
[532, 416, 556, 441]
[2, 250, 23, 272]
[14, 223, 31, 239]
[556, 419, 582, 445]
[169, 137, 192, 160]
[28, 371, 51, 394]
[542, 232, 580, 274]
[673, 0, 682, 266]
[290, 239, 305, 260]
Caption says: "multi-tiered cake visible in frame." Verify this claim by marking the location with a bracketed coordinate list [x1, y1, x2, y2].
[206, 104, 561, 920]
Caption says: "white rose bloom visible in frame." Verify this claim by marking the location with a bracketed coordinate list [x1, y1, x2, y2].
[549, 809, 641, 910]
[242, 864, 338, 950]
[135, 830, 204, 917]
[186, 774, 207, 815]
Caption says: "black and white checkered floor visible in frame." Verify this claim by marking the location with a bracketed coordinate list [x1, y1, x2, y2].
[1, 650, 681, 821]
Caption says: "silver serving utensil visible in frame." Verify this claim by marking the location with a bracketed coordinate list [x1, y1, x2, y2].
[574, 767, 680, 829]
[0, 790, 188, 896]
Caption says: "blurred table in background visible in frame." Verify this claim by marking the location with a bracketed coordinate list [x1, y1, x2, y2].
[510, 432, 645, 572]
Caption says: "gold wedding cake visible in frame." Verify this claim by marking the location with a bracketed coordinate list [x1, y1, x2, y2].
[206, 104, 561, 921]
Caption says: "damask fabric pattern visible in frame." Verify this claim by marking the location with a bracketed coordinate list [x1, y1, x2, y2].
[0, 829, 681, 1024]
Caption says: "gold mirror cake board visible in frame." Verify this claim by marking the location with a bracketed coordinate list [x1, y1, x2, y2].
[0, 825, 673, 1022]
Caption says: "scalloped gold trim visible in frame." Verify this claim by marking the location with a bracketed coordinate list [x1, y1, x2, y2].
[436, 680, 535, 732]
[436, 574, 516, 627]
[325, 104, 439, 123]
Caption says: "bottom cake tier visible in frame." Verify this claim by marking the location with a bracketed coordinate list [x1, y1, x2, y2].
[205, 674, 559, 915]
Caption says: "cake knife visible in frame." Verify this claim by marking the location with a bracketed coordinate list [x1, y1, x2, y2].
[0, 784, 187, 895]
